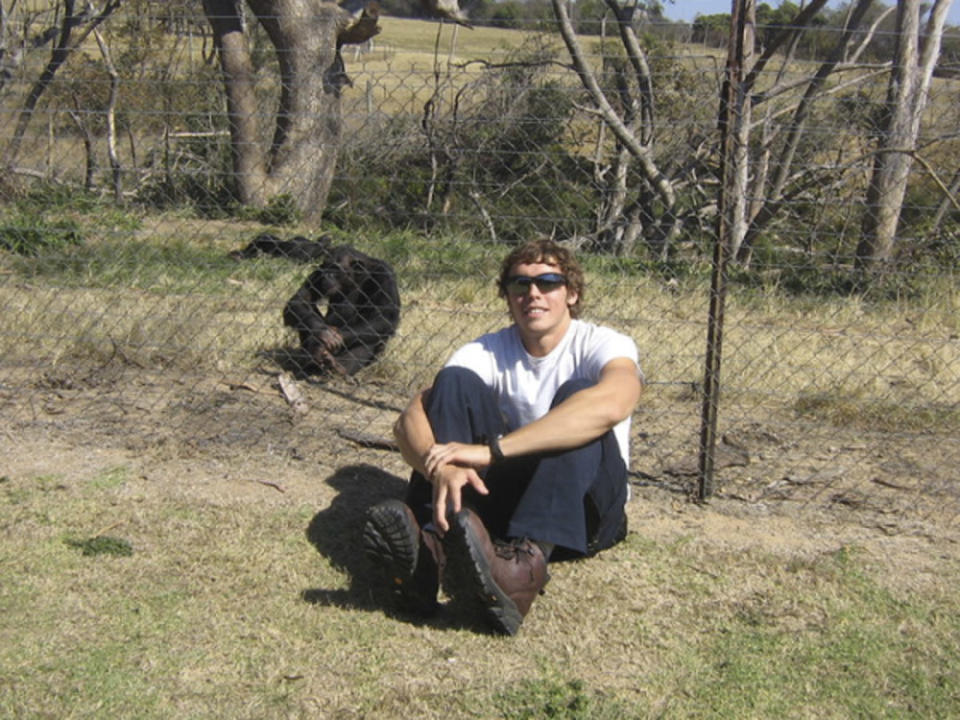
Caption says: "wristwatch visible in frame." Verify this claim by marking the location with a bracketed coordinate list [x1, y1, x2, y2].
[488, 434, 505, 464]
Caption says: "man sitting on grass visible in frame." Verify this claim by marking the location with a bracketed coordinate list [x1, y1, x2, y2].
[364, 238, 643, 635]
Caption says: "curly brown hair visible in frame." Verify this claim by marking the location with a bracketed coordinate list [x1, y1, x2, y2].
[497, 239, 585, 318]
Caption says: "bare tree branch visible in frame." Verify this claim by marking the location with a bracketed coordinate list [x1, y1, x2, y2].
[739, 0, 876, 264]
[549, 0, 674, 209]
[4, 0, 122, 169]
[549, 0, 678, 254]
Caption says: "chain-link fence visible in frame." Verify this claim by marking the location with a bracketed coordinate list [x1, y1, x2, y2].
[1, 4, 958, 531]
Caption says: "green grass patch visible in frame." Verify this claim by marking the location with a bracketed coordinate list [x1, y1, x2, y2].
[794, 387, 960, 433]
[496, 675, 632, 719]
[0, 220, 83, 256]
[90, 465, 130, 490]
[676, 547, 960, 718]
[7, 237, 252, 293]
[0, 184, 142, 256]
[65, 535, 134, 557]
[496, 678, 630, 720]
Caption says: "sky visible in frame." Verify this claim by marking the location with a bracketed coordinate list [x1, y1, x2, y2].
[660, 0, 960, 27]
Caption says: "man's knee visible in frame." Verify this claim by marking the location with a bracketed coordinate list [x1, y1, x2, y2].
[551, 377, 593, 407]
[426, 367, 489, 417]
[432, 366, 486, 395]
[425, 367, 503, 443]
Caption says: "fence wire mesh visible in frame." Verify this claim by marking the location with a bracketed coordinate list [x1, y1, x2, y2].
[1, 5, 959, 537]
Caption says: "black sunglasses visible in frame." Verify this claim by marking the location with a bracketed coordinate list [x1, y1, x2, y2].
[504, 273, 568, 295]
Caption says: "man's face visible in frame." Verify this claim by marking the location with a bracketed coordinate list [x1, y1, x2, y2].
[504, 260, 578, 352]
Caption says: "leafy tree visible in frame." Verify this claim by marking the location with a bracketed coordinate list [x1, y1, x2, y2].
[484, 1, 526, 29]
[691, 12, 730, 47]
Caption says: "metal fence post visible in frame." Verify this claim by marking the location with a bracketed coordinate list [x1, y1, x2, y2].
[698, 0, 752, 501]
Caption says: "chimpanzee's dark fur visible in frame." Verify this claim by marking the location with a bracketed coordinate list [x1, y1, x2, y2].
[230, 234, 400, 375]
[229, 233, 332, 263]
[281, 244, 400, 375]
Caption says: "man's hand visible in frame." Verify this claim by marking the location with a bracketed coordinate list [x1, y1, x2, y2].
[424, 441, 491, 476]
[426, 448, 489, 533]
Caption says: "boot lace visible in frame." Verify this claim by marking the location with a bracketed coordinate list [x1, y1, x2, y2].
[493, 538, 549, 592]
[493, 537, 536, 562]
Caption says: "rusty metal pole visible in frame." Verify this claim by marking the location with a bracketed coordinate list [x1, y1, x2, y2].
[698, 0, 752, 501]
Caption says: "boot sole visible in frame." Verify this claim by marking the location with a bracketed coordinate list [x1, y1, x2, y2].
[363, 500, 438, 615]
[443, 511, 523, 636]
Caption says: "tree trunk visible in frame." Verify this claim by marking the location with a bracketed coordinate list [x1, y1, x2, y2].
[724, 0, 755, 263]
[204, 0, 349, 222]
[202, 0, 269, 206]
[94, 28, 122, 201]
[856, 0, 950, 270]
[68, 109, 97, 191]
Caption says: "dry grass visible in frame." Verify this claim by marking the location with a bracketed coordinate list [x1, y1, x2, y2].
[3, 244, 959, 429]
[2, 434, 959, 719]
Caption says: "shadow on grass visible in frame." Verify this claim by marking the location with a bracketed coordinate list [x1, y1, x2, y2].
[259, 346, 329, 380]
[301, 463, 491, 633]
[302, 463, 404, 607]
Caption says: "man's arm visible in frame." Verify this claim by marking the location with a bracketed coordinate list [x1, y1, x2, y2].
[424, 357, 642, 474]
[393, 389, 435, 476]
[498, 357, 642, 459]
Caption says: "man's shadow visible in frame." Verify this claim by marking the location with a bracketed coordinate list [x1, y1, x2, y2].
[301, 464, 404, 610]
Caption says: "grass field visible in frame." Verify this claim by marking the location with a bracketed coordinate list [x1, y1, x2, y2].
[2, 421, 959, 719]
[2, 218, 960, 718]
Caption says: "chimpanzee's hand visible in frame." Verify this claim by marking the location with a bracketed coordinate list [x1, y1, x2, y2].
[318, 326, 344, 352]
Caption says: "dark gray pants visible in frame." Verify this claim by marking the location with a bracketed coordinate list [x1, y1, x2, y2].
[405, 367, 628, 557]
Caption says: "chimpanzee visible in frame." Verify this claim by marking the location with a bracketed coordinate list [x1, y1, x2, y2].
[229, 233, 332, 263]
[282, 244, 401, 376]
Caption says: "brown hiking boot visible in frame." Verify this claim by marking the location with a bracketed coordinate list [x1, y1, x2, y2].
[442, 508, 549, 636]
[363, 499, 445, 616]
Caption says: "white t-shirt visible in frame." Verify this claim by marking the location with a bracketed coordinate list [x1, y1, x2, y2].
[444, 319, 641, 467]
